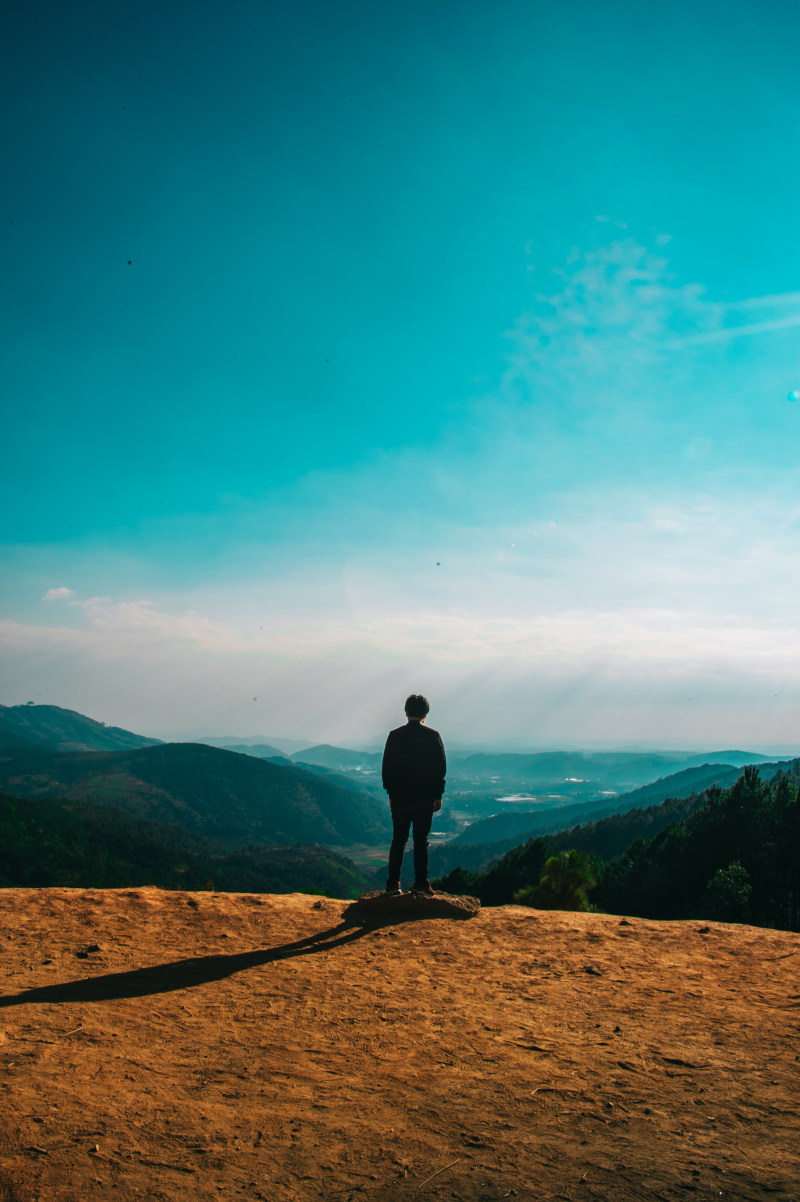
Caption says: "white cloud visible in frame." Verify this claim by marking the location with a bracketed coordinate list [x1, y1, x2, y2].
[12, 503, 800, 678]
[8, 235, 800, 746]
[503, 238, 721, 414]
[42, 586, 75, 602]
[666, 312, 800, 348]
[723, 291, 800, 311]
[3, 604, 800, 747]
[506, 249, 800, 390]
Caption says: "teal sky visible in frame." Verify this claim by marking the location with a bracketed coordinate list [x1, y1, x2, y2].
[3, 0, 800, 748]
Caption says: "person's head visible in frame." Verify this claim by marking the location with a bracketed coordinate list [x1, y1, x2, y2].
[404, 694, 430, 721]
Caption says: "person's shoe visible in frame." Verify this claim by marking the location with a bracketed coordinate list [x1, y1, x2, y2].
[412, 881, 435, 897]
[385, 882, 403, 896]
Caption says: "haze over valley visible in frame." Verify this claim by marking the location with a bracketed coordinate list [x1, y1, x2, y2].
[1, 702, 797, 927]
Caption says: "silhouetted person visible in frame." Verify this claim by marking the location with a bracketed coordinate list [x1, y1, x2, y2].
[382, 694, 446, 896]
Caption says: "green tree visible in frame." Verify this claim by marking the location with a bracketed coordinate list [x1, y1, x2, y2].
[434, 836, 551, 906]
[701, 860, 752, 923]
[514, 849, 596, 911]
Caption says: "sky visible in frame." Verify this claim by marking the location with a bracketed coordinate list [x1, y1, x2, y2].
[2, 0, 800, 750]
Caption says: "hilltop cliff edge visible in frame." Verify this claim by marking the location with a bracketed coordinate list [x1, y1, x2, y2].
[0, 888, 797, 1201]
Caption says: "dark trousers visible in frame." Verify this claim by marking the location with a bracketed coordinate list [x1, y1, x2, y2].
[387, 800, 434, 886]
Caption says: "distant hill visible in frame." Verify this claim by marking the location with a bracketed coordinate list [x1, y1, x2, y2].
[597, 762, 748, 808]
[0, 793, 368, 896]
[0, 743, 390, 847]
[447, 762, 746, 852]
[445, 761, 800, 922]
[433, 794, 712, 907]
[677, 750, 778, 769]
[454, 749, 772, 791]
[291, 744, 382, 772]
[544, 792, 712, 861]
[0, 704, 161, 753]
[447, 801, 618, 850]
[199, 735, 314, 755]
[457, 750, 680, 786]
[430, 758, 799, 884]
[211, 742, 290, 761]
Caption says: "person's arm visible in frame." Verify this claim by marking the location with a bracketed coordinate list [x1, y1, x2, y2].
[432, 733, 446, 807]
[381, 733, 395, 797]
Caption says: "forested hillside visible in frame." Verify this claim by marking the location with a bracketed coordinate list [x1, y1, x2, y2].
[448, 760, 785, 850]
[0, 793, 369, 896]
[0, 704, 161, 752]
[0, 742, 390, 846]
[437, 765, 800, 930]
[595, 765, 800, 927]
[544, 791, 713, 861]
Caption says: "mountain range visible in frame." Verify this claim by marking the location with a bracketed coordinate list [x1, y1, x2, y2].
[0, 742, 390, 848]
[5, 704, 797, 915]
[450, 747, 773, 791]
[0, 706, 390, 897]
[426, 757, 796, 878]
[0, 703, 162, 753]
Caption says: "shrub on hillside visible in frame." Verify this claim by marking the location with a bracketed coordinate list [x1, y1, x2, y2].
[701, 860, 753, 923]
[513, 849, 596, 912]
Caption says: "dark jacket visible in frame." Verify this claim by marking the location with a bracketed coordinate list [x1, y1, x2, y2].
[381, 721, 446, 804]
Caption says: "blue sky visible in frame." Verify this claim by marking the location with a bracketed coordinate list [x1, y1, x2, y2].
[3, 0, 800, 747]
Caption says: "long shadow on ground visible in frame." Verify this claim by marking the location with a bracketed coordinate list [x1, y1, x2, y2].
[0, 920, 374, 1008]
[0, 897, 476, 1009]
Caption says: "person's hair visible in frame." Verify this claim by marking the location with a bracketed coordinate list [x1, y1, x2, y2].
[404, 694, 430, 718]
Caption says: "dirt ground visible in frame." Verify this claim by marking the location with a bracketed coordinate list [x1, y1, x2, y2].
[0, 887, 798, 1202]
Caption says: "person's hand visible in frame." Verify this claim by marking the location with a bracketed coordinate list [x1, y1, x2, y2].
[433, 798, 442, 812]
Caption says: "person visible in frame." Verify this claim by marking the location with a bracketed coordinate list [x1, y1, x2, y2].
[381, 694, 446, 897]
